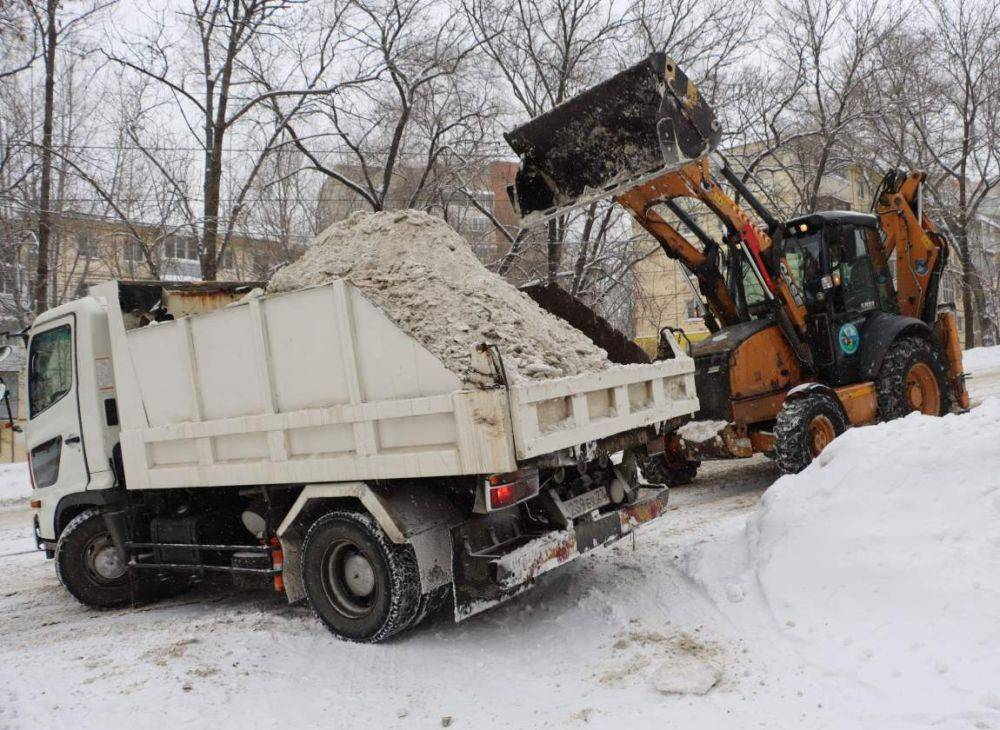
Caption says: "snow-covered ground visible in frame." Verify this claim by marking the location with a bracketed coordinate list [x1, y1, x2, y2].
[2, 352, 999, 729]
[0, 461, 30, 508]
[2, 459, 795, 730]
[966, 345, 1000, 404]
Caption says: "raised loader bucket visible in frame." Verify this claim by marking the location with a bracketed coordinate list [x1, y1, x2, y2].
[504, 53, 721, 225]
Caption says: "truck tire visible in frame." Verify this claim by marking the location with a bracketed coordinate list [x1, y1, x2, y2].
[55, 508, 132, 609]
[876, 336, 952, 420]
[406, 585, 452, 632]
[774, 393, 847, 474]
[301, 511, 421, 643]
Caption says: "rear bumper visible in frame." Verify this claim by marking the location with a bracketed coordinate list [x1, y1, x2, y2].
[454, 487, 669, 620]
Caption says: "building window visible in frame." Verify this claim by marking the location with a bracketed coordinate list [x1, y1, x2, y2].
[685, 298, 704, 320]
[115, 233, 144, 263]
[75, 230, 95, 256]
[164, 235, 199, 261]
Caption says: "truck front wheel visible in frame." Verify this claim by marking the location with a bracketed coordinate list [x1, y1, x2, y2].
[55, 508, 132, 609]
[301, 511, 421, 643]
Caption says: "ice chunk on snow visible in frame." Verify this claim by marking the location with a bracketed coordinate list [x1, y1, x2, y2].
[653, 654, 722, 695]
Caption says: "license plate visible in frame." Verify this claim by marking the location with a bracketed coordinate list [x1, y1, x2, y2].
[559, 487, 610, 520]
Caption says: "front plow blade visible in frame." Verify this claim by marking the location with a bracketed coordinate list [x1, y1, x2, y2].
[504, 53, 720, 225]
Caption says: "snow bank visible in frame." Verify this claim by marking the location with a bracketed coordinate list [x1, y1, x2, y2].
[687, 399, 1000, 724]
[963, 344, 1000, 373]
[0, 462, 30, 508]
[267, 210, 612, 385]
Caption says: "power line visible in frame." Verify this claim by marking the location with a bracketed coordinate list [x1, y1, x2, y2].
[3, 140, 516, 156]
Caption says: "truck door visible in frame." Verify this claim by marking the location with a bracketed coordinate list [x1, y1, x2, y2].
[26, 315, 89, 496]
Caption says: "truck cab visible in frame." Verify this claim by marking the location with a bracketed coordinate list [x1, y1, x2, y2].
[26, 296, 121, 549]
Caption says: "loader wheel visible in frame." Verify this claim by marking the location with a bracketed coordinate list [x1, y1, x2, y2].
[774, 393, 847, 474]
[640, 454, 699, 486]
[55, 509, 132, 609]
[876, 336, 951, 420]
[301, 511, 421, 643]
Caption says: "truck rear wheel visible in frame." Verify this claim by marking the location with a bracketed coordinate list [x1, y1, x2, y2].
[876, 336, 951, 420]
[301, 511, 421, 643]
[774, 393, 847, 474]
[55, 509, 132, 609]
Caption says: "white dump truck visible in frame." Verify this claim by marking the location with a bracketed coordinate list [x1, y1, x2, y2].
[23, 278, 698, 641]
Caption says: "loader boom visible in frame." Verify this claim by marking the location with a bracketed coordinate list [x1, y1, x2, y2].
[614, 158, 810, 335]
[873, 170, 948, 322]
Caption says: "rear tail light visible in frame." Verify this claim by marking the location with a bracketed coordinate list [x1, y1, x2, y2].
[489, 483, 516, 509]
[475, 469, 540, 513]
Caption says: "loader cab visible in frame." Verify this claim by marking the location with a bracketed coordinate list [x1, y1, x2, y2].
[782, 211, 897, 385]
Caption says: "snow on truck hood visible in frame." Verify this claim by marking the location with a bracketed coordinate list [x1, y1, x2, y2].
[683, 397, 1000, 725]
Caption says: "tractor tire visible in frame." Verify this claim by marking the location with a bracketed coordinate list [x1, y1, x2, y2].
[875, 336, 952, 420]
[301, 510, 421, 643]
[774, 392, 848, 474]
[641, 454, 699, 486]
[55, 509, 132, 609]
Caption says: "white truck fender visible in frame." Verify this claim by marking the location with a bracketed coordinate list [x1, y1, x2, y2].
[276, 482, 464, 601]
[277, 482, 406, 542]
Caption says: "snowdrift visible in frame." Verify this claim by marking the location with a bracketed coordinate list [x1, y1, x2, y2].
[688, 399, 1000, 724]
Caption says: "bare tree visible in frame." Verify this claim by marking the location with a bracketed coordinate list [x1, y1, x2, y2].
[288, 0, 495, 222]
[462, 0, 630, 283]
[863, 0, 1000, 345]
[106, 0, 344, 279]
[19, 0, 110, 313]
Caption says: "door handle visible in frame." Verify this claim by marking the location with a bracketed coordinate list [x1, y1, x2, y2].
[65, 435, 81, 444]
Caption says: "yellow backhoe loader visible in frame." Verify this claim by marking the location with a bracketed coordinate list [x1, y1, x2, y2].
[506, 53, 969, 475]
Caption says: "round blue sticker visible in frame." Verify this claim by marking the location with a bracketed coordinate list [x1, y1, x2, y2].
[838, 322, 860, 355]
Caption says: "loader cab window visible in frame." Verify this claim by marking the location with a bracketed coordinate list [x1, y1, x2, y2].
[29, 324, 73, 418]
[829, 226, 881, 315]
[783, 230, 824, 306]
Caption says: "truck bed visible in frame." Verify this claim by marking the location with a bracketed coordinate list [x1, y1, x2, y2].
[91, 280, 697, 490]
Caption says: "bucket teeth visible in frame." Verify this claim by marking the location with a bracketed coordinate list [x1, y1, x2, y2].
[504, 53, 721, 226]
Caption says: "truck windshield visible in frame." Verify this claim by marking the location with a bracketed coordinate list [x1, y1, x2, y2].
[29, 325, 72, 418]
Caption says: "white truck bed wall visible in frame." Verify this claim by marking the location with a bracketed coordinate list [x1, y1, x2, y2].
[508, 362, 698, 459]
[90, 280, 697, 491]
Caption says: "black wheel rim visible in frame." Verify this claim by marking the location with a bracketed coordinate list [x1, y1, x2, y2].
[320, 539, 379, 619]
[82, 533, 127, 585]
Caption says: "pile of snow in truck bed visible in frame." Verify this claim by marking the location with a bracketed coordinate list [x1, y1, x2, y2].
[267, 210, 612, 385]
[684, 398, 1000, 724]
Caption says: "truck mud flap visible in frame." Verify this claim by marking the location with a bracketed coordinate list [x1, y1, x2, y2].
[452, 487, 668, 620]
[504, 52, 720, 225]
